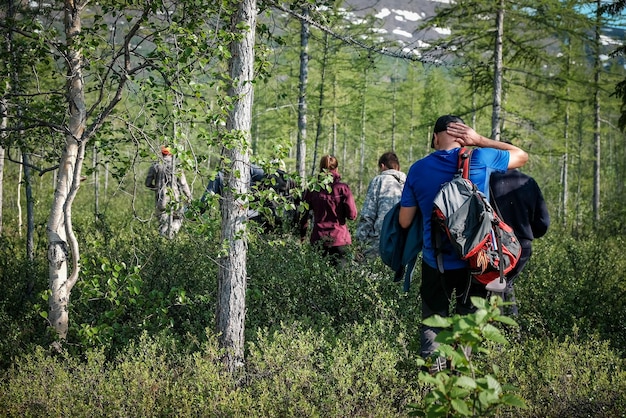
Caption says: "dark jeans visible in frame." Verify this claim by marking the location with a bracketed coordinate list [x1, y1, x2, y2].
[420, 261, 488, 358]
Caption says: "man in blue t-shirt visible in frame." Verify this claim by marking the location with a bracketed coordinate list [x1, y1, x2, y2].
[399, 115, 528, 372]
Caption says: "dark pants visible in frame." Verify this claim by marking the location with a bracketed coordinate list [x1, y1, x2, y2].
[499, 243, 532, 316]
[322, 245, 349, 268]
[420, 261, 488, 358]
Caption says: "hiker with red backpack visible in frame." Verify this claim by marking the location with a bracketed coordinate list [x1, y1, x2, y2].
[398, 115, 528, 372]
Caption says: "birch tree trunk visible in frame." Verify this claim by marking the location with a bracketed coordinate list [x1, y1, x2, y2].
[46, 0, 87, 341]
[491, 0, 504, 141]
[93, 143, 99, 218]
[22, 151, 34, 261]
[0, 0, 12, 237]
[296, 6, 309, 178]
[216, 0, 256, 372]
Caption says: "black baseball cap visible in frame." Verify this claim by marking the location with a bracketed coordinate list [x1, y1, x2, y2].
[431, 115, 465, 148]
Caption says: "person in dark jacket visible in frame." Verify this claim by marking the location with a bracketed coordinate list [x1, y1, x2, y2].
[201, 162, 297, 232]
[490, 168, 550, 315]
[299, 155, 358, 267]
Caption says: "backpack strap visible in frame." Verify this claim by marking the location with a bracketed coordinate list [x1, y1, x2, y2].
[435, 148, 472, 275]
[458, 147, 472, 179]
[489, 184, 507, 289]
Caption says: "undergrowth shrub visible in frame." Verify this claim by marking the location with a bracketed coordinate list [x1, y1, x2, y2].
[1, 192, 625, 417]
[0, 236, 51, 370]
[69, 221, 220, 357]
[490, 331, 626, 418]
[0, 332, 247, 417]
[518, 231, 626, 351]
[246, 321, 420, 416]
[246, 234, 421, 337]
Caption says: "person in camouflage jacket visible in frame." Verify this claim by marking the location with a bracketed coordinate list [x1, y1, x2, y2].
[355, 152, 406, 259]
[145, 146, 192, 238]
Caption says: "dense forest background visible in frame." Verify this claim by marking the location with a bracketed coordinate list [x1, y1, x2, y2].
[1, 0, 626, 416]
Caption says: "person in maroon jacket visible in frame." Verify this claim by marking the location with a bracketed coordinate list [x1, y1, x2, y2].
[299, 155, 358, 267]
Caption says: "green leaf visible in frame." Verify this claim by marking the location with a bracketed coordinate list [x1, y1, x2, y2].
[473, 308, 488, 324]
[423, 314, 452, 328]
[419, 373, 442, 387]
[456, 317, 473, 330]
[485, 375, 502, 393]
[435, 330, 455, 345]
[478, 389, 499, 405]
[449, 386, 471, 398]
[483, 323, 507, 343]
[501, 394, 527, 408]
[471, 296, 489, 309]
[451, 398, 471, 416]
[455, 375, 477, 389]
[494, 315, 519, 326]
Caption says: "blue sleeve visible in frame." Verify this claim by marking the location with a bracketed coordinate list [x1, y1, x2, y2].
[471, 148, 510, 193]
[400, 163, 419, 207]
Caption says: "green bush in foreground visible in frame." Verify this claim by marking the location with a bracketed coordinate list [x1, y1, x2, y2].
[409, 296, 526, 417]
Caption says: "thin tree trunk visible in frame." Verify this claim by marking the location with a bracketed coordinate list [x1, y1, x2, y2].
[332, 75, 337, 155]
[17, 162, 22, 236]
[47, 0, 88, 342]
[560, 40, 572, 227]
[561, 110, 570, 227]
[22, 151, 34, 261]
[391, 74, 397, 150]
[93, 143, 99, 218]
[1, 0, 16, 237]
[216, 0, 256, 373]
[574, 109, 584, 234]
[311, 31, 329, 176]
[22, 150, 36, 296]
[296, 6, 309, 178]
[491, 0, 504, 140]
[592, 0, 602, 225]
[358, 68, 367, 194]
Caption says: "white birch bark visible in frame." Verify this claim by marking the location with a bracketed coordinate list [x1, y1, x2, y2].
[46, 0, 87, 341]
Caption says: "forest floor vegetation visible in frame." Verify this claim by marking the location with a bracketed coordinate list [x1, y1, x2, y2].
[0, 212, 624, 417]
